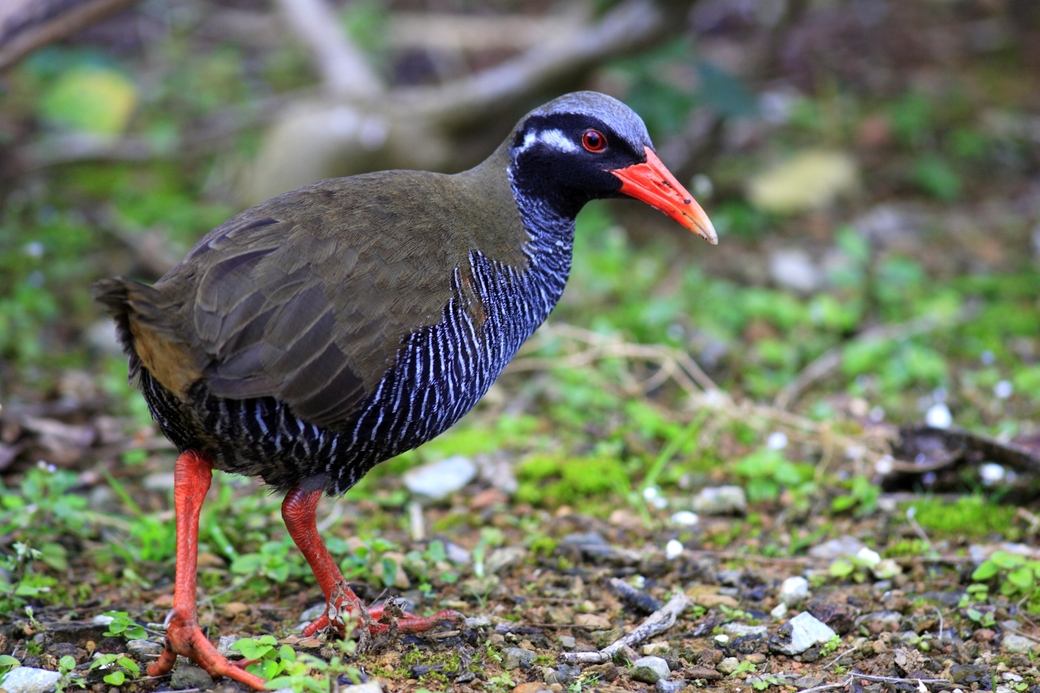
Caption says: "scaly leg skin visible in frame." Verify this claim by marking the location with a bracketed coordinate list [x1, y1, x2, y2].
[281, 485, 463, 638]
[148, 451, 268, 691]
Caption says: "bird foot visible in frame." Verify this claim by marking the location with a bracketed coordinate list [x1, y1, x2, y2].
[148, 612, 267, 691]
[301, 582, 464, 639]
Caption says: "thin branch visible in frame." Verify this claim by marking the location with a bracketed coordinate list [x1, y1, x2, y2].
[271, 0, 383, 98]
[391, 0, 688, 127]
[0, 0, 138, 72]
[558, 591, 690, 664]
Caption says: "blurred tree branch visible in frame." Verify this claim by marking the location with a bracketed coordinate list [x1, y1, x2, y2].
[0, 0, 137, 71]
[241, 0, 698, 204]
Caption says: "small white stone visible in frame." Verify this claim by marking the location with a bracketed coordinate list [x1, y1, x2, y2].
[665, 539, 684, 560]
[670, 510, 699, 526]
[643, 485, 660, 500]
[766, 431, 789, 450]
[980, 350, 995, 365]
[994, 380, 1013, 399]
[856, 547, 881, 567]
[778, 576, 810, 605]
[771, 602, 788, 619]
[981, 463, 1006, 485]
[875, 455, 894, 475]
[869, 406, 885, 422]
[925, 403, 952, 429]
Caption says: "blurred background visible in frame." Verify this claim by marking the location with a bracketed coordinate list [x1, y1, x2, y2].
[1, 0, 1040, 632]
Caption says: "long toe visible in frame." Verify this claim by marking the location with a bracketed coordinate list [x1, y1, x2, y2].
[368, 605, 464, 635]
[149, 618, 267, 691]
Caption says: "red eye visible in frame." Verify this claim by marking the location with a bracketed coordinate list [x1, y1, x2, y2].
[582, 129, 607, 152]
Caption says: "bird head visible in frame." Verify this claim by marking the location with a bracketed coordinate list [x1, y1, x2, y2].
[509, 91, 717, 244]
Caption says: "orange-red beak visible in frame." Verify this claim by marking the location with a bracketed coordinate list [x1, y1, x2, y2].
[611, 147, 717, 244]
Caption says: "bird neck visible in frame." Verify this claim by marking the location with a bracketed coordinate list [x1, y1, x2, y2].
[506, 162, 577, 319]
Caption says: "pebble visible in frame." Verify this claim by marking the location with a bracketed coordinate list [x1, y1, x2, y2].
[512, 684, 552, 693]
[692, 486, 747, 515]
[557, 635, 576, 650]
[544, 664, 580, 685]
[341, 684, 384, 693]
[778, 576, 810, 605]
[1002, 634, 1035, 654]
[126, 639, 164, 656]
[502, 647, 537, 670]
[629, 656, 670, 684]
[768, 611, 837, 655]
[584, 662, 618, 682]
[717, 569, 743, 586]
[769, 248, 823, 293]
[486, 546, 526, 575]
[925, 402, 952, 428]
[655, 680, 685, 693]
[771, 602, 788, 619]
[403, 455, 477, 501]
[807, 535, 865, 560]
[170, 663, 215, 690]
[642, 642, 670, 655]
[716, 657, 741, 675]
[723, 623, 769, 637]
[0, 667, 62, 693]
[670, 510, 699, 526]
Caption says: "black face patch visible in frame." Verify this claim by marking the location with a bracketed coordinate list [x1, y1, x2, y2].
[509, 113, 650, 218]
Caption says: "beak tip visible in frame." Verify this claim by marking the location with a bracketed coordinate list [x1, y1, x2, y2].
[696, 218, 719, 245]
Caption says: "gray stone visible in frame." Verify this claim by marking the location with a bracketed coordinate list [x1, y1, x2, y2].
[0, 667, 62, 693]
[444, 541, 471, 564]
[655, 680, 685, 693]
[126, 639, 164, 657]
[629, 656, 670, 684]
[692, 486, 747, 515]
[807, 536, 865, 560]
[547, 664, 580, 685]
[403, 456, 477, 501]
[501, 647, 537, 670]
[724, 623, 769, 637]
[170, 664, 215, 690]
[485, 546, 526, 575]
[464, 616, 491, 628]
[769, 612, 837, 655]
[717, 569, 743, 586]
[558, 635, 577, 650]
[340, 683, 385, 693]
[769, 248, 823, 293]
[716, 657, 741, 675]
[779, 576, 810, 605]
[1002, 634, 1035, 654]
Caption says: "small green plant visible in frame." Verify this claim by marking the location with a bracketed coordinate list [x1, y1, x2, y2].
[89, 653, 139, 686]
[0, 654, 21, 679]
[733, 448, 815, 503]
[728, 660, 757, 677]
[55, 654, 85, 693]
[101, 611, 147, 640]
[749, 673, 785, 690]
[232, 635, 298, 682]
[971, 550, 1040, 612]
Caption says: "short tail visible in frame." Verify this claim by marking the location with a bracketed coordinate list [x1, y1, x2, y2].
[91, 277, 162, 381]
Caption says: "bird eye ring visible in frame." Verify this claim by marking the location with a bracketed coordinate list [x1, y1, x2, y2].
[582, 129, 607, 152]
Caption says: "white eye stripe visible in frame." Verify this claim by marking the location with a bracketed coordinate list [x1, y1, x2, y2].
[518, 128, 579, 154]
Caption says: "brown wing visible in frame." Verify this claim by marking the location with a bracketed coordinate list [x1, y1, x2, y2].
[153, 172, 475, 429]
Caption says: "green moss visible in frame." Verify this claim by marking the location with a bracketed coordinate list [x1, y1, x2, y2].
[910, 496, 1017, 539]
[515, 454, 630, 507]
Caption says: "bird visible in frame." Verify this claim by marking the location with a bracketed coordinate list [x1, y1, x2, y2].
[92, 91, 716, 690]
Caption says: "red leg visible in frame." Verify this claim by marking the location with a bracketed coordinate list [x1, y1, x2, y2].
[148, 451, 267, 691]
[281, 484, 463, 637]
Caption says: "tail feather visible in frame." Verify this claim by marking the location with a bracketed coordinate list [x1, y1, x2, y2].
[91, 277, 163, 382]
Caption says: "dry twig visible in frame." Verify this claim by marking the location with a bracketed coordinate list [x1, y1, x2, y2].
[558, 591, 690, 664]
